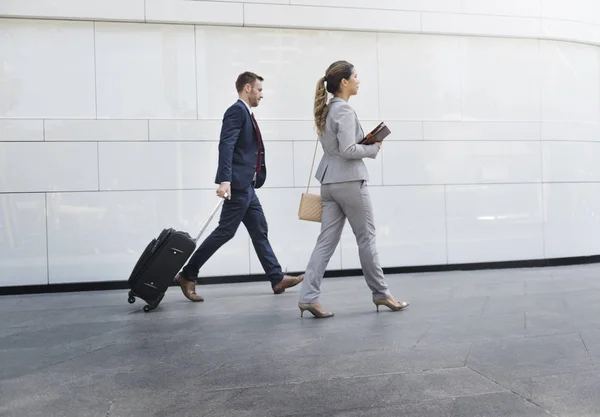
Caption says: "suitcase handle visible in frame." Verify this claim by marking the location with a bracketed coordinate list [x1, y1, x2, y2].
[194, 193, 227, 243]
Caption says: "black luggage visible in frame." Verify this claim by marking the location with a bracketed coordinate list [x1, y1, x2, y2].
[126, 196, 226, 312]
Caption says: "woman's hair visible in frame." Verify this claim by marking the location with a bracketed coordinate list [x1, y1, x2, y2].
[313, 60, 355, 135]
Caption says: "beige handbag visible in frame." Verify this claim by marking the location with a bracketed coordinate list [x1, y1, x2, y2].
[298, 136, 322, 222]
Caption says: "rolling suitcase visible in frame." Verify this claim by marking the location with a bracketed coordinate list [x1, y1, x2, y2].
[126, 196, 226, 312]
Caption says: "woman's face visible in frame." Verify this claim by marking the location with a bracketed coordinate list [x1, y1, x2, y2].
[342, 70, 360, 96]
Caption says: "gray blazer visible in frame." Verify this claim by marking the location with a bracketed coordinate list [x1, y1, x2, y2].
[315, 97, 379, 184]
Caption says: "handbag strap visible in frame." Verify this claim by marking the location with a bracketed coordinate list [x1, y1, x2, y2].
[306, 136, 319, 193]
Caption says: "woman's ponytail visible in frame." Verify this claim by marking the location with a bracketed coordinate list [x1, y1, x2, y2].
[313, 76, 328, 135]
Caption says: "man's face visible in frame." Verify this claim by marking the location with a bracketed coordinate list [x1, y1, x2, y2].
[247, 80, 263, 107]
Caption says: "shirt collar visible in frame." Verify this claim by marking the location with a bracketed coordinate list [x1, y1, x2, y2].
[238, 98, 252, 114]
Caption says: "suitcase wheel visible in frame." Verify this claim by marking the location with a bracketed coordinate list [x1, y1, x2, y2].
[127, 291, 136, 304]
[142, 293, 164, 313]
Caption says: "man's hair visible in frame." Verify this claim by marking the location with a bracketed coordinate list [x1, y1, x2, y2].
[235, 71, 264, 93]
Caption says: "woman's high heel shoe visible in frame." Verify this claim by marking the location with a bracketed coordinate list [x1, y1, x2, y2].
[373, 296, 410, 312]
[298, 303, 334, 318]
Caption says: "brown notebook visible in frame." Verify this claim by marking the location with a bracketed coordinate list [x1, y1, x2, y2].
[360, 122, 391, 145]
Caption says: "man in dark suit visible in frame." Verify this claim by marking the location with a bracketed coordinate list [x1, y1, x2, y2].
[174, 71, 304, 302]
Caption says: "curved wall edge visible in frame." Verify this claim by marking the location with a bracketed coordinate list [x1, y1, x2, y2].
[2, 1, 600, 48]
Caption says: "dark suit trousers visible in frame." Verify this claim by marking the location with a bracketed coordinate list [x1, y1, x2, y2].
[181, 186, 284, 287]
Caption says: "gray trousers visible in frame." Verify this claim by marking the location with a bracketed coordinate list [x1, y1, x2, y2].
[298, 180, 391, 304]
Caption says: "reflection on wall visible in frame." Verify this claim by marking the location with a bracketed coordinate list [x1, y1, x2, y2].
[0, 194, 47, 286]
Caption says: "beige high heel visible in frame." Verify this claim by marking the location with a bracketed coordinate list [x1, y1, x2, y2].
[298, 303, 334, 318]
[373, 296, 410, 312]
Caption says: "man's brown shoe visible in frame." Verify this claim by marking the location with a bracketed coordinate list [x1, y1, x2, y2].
[273, 274, 304, 294]
[174, 273, 204, 302]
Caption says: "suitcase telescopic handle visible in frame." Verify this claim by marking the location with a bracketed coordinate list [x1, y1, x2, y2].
[193, 194, 228, 243]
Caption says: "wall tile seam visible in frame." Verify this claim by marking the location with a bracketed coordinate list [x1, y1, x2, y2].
[3, 181, 600, 195]
[0, 117, 584, 123]
[2, 13, 600, 48]
[0, 8, 584, 24]
[3, 123, 598, 131]
[13, 3, 600, 21]
[5, 119, 577, 122]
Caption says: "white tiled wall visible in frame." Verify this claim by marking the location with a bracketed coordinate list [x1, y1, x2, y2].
[0, 142, 99, 193]
[0, 19, 96, 119]
[381, 141, 542, 185]
[45, 189, 250, 283]
[95, 22, 198, 119]
[445, 184, 545, 264]
[1, 1, 600, 287]
[0, 193, 47, 286]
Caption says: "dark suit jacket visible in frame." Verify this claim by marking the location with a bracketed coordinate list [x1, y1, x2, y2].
[214, 100, 266, 190]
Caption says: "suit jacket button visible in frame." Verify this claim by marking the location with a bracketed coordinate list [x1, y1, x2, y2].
[253, 165, 257, 168]
[254, 151, 258, 155]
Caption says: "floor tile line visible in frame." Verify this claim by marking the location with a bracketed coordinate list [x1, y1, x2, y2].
[14, 342, 118, 384]
[578, 332, 596, 370]
[525, 330, 585, 339]
[466, 366, 558, 417]
[464, 341, 474, 366]
[197, 365, 483, 393]
[480, 296, 490, 315]
[412, 321, 435, 347]
[104, 399, 115, 417]
[200, 389, 246, 417]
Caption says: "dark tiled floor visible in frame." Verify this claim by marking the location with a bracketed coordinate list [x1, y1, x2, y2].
[1, 264, 600, 416]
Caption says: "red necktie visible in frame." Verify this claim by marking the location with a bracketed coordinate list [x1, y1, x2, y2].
[251, 113, 262, 175]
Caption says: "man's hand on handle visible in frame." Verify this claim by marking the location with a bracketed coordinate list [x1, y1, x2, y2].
[217, 183, 231, 200]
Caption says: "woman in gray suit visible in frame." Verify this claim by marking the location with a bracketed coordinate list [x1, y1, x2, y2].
[297, 60, 410, 318]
